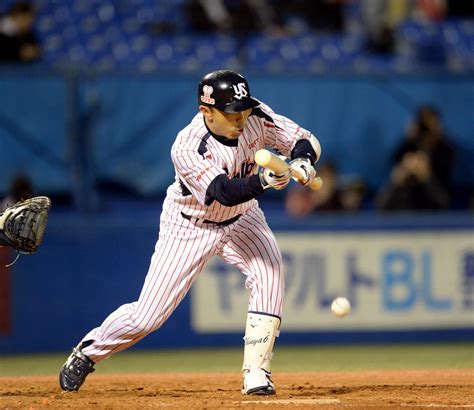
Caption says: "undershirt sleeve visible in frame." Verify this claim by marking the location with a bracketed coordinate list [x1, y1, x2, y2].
[291, 139, 317, 164]
[205, 174, 265, 206]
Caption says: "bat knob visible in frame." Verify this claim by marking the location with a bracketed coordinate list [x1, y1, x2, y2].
[255, 149, 272, 167]
[311, 177, 323, 190]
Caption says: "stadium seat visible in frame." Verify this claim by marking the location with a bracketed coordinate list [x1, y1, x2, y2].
[3, 1, 471, 72]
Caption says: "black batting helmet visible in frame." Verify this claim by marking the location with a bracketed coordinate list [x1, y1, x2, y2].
[198, 70, 260, 113]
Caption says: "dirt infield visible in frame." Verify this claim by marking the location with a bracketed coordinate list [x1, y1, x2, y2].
[0, 369, 472, 409]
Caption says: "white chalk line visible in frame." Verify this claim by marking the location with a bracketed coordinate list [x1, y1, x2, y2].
[240, 398, 340, 405]
[400, 405, 474, 408]
[238, 399, 473, 408]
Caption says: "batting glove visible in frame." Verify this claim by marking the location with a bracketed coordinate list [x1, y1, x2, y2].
[289, 158, 316, 186]
[258, 167, 292, 190]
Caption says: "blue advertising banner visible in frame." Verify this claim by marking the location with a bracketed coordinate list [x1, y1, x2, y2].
[192, 232, 474, 332]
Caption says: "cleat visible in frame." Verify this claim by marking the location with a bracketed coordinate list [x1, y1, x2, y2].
[59, 345, 95, 391]
[242, 369, 276, 395]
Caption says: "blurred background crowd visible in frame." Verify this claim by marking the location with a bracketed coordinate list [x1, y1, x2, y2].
[1, 0, 473, 71]
[0, 0, 473, 215]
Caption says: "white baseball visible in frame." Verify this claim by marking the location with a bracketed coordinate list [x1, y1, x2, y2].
[331, 297, 351, 318]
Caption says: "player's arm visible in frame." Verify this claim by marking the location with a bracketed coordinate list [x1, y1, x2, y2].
[205, 167, 290, 206]
[204, 135, 319, 206]
[253, 103, 322, 186]
[290, 136, 320, 164]
[253, 103, 318, 159]
[268, 106, 322, 187]
[203, 138, 319, 206]
[173, 151, 278, 207]
[173, 139, 289, 207]
[289, 136, 321, 186]
[205, 174, 263, 206]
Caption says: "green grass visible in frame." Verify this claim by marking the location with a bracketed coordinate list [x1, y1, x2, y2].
[0, 343, 473, 377]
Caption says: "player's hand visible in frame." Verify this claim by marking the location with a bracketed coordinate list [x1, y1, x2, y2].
[289, 158, 316, 186]
[259, 167, 291, 190]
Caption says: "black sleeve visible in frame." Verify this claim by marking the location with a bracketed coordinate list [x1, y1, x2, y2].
[290, 139, 317, 164]
[205, 174, 265, 206]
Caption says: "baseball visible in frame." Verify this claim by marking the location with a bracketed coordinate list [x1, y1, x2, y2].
[331, 297, 351, 318]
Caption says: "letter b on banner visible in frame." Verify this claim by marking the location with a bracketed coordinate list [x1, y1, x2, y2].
[382, 251, 416, 310]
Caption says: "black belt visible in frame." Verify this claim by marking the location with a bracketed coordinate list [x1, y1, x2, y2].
[181, 212, 241, 226]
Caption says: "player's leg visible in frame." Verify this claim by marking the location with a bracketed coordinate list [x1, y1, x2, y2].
[60, 213, 222, 391]
[219, 206, 284, 395]
[79, 228, 216, 361]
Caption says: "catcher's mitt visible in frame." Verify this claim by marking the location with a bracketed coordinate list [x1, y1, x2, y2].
[0, 196, 51, 254]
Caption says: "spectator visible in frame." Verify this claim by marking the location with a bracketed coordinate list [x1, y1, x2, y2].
[415, 0, 446, 22]
[446, 0, 474, 17]
[376, 151, 449, 211]
[285, 162, 366, 217]
[376, 105, 455, 211]
[393, 105, 455, 193]
[339, 177, 367, 211]
[185, 0, 233, 33]
[185, 0, 285, 36]
[360, 0, 413, 55]
[231, 0, 286, 36]
[1, 175, 34, 212]
[0, 1, 40, 63]
[293, 0, 346, 33]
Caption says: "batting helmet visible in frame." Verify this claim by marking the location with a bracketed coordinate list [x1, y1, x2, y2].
[198, 70, 260, 113]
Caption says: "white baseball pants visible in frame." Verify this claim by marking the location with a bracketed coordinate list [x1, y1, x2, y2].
[80, 205, 284, 362]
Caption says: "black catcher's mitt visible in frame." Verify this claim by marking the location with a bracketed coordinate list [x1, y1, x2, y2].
[0, 196, 51, 254]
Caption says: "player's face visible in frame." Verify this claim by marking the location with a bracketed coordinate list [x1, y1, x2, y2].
[200, 106, 251, 139]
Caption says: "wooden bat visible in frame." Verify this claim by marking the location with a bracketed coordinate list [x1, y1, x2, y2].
[255, 149, 323, 191]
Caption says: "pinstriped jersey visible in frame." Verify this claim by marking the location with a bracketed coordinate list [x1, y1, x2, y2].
[166, 101, 316, 222]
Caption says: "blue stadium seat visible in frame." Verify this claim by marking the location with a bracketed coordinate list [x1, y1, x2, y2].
[442, 19, 474, 70]
[245, 34, 363, 73]
[396, 19, 446, 64]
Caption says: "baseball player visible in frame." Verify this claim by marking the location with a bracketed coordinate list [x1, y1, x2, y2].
[59, 70, 321, 395]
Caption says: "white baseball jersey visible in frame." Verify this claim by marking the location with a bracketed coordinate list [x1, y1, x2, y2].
[167, 101, 314, 222]
[80, 101, 316, 362]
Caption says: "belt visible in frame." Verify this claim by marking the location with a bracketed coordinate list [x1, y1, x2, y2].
[181, 212, 241, 227]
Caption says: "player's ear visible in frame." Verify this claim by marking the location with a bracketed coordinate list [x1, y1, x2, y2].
[199, 105, 210, 115]
[199, 105, 213, 122]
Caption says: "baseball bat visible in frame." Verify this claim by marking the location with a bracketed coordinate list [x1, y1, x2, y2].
[255, 149, 323, 191]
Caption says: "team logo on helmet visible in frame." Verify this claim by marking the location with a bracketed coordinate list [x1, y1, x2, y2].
[232, 83, 248, 100]
[201, 85, 215, 105]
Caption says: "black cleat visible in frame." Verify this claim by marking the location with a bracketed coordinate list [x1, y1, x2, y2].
[59, 345, 95, 391]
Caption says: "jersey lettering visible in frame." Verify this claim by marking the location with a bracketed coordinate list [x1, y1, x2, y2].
[231, 160, 256, 179]
[248, 139, 258, 149]
[196, 165, 212, 181]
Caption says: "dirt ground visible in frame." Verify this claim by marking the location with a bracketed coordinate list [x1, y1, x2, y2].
[0, 369, 472, 409]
